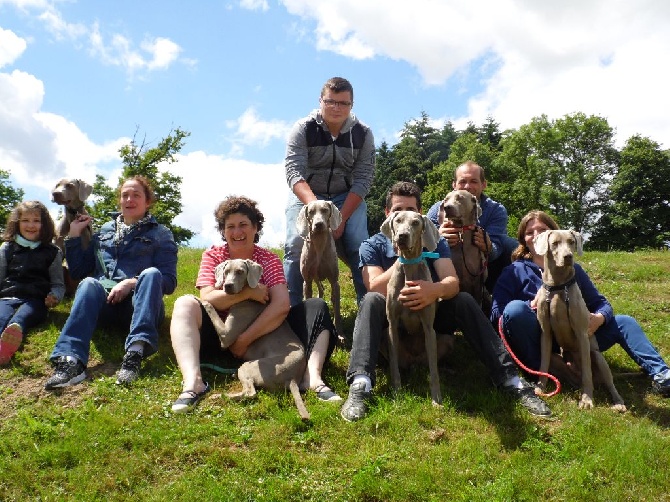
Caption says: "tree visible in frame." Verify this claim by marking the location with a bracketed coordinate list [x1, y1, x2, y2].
[89, 128, 194, 245]
[0, 170, 24, 230]
[588, 135, 670, 250]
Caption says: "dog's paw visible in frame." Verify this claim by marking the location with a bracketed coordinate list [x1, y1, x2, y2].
[578, 394, 594, 409]
[611, 403, 627, 413]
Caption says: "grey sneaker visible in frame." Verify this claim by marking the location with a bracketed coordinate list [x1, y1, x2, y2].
[340, 382, 371, 422]
[504, 381, 552, 418]
[651, 373, 670, 397]
[45, 356, 86, 390]
[115, 350, 143, 385]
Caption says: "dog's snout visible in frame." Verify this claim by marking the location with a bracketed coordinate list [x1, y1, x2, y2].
[224, 283, 236, 294]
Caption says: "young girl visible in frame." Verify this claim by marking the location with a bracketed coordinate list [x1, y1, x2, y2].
[0, 201, 64, 364]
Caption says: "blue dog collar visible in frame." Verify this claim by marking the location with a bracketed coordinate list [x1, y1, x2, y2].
[398, 251, 440, 265]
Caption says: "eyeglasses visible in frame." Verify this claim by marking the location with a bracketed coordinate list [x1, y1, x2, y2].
[321, 98, 353, 108]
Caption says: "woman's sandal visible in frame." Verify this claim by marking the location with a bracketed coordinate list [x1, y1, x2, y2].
[314, 384, 342, 402]
[171, 382, 211, 413]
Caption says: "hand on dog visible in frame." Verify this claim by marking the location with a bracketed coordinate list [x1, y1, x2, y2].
[588, 312, 605, 335]
[399, 280, 436, 311]
[438, 221, 460, 247]
[472, 227, 491, 255]
[332, 222, 345, 240]
[247, 283, 269, 304]
[68, 214, 93, 237]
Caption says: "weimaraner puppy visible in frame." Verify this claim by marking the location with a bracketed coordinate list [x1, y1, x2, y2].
[51, 178, 93, 252]
[205, 259, 310, 420]
[297, 200, 344, 338]
[438, 189, 489, 309]
[535, 230, 626, 412]
[381, 210, 443, 406]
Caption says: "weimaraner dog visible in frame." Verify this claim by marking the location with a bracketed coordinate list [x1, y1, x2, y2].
[297, 200, 344, 338]
[51, 178, 93, 252]
[438, 189, 489, 310]
[203, 259, 310, 420]
[381, 210, 443, 406]
[535, 230, 626, 412]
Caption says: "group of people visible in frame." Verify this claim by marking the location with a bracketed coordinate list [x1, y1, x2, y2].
[2, 76, 668, 423]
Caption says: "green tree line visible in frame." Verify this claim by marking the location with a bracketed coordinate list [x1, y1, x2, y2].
[367, 112, 670, 250]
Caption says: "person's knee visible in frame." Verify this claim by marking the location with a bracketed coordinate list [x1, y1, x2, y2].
[76, 277, 104, 296]
[504, 299, 531, 319]
[360, 292, 384, 310]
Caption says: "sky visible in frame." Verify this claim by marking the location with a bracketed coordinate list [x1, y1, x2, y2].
[1, 0, 669, 248]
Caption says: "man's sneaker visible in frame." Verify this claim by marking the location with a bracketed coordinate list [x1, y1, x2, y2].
[340, 381, 371, 422]
[504, 381, 552, 418]
[45, 356, 86, 390]
[651, 372, 670, 397]
[116, 350, 143, 385]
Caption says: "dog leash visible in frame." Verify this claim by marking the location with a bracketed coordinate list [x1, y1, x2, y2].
[200, 363, 237, 375]
[497, 317, 561, 398]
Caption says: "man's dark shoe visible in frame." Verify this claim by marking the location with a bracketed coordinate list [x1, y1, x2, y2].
[340, 381, 371, 422]
[651, 377, 670, 397]
[116, 350, 143, 385]
[45, 356, 86, 390]
[504, 382, 552, 418]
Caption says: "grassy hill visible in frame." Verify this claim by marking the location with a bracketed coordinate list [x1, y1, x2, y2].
[0, 248, 669, 501]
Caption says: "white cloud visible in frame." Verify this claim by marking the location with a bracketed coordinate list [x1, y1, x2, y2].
[239, 0, 269, 12]
[0, 27, 27, 67]
[225, 107, 293, 157]
[168, 151, 289, 248]
[38, 8, 87, 40]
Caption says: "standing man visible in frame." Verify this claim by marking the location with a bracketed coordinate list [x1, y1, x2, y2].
[340, 181, 552, 422]
[284, 77, 375, 306]
[426, 161, 518, 292]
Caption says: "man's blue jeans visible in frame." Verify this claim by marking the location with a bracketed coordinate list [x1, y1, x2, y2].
[501, 299, 670, 378]
[283, 192, 368, 307]
[49, 268, 166, 366]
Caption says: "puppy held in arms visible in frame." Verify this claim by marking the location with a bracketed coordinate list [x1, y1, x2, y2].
[205, 259, 310, 421]
[534, 230, 626, 412]
[381, 210, 444, 407]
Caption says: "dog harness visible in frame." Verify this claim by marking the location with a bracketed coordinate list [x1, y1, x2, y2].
[542, 276, 577, 304]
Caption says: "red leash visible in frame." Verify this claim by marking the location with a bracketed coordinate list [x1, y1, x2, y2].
[497, 317, 561, 398]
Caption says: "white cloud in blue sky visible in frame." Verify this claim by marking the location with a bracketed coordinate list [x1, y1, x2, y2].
[0, 0, 669, 247]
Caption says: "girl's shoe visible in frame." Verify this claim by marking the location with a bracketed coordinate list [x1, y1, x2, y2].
[0, 323, 23, 365]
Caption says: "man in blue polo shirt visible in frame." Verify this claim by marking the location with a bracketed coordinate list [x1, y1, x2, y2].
[340, 181, 552, 422]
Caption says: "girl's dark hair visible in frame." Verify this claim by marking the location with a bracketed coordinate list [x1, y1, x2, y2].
[214, 195, 264, 243]
[117, 175, 156, 208]
[3, 201, 56, 244]
[511, 210, 560, 261]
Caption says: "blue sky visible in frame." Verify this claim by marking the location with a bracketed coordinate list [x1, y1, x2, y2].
[1, 0, 669, 248]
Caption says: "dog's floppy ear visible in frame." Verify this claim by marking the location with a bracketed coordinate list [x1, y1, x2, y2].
[570, 230, 583, 256]
[534, 231, 551, 256]
[437, 197, 447, 225]
[421, 216, 440, 251]
[474, 195, 482, 221]
[327, 202, 342, 230]
[214, 261, 228, 289]
[244, 259, 263, 288]
[380, 212, 396, 239]
[77, 179, 93, 202]
[296, 205, 310, 238]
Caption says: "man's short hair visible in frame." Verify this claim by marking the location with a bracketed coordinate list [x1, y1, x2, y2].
[453, 160, 486, 183]
[321, 77, 354, 102]
[385, 181, 422, 211]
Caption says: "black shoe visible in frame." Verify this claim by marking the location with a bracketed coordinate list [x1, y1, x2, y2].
[172, 382, 211, 413]
[116, 350, 143, 385]
[504, 382, 552, 418]
[45, 356, 86, 390]
[340, 382, 371, 422]
[651, 377, 670, 397]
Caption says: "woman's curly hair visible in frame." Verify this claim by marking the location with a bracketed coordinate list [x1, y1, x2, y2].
[214, 195, 264, 243]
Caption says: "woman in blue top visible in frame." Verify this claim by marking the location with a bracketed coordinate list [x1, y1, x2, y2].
[491, 210, 670, 396]
[45, 176, 178, 391]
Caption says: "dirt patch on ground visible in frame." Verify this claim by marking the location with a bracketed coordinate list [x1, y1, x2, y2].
[0, 361, 118, 420]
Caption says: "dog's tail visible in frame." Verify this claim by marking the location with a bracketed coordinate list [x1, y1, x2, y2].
[289, 379, 310, 421]
[497, 317, 561, 398]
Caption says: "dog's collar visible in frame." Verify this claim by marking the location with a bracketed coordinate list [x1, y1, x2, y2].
[542, 276, 576, 292]
[398, 251, 440, 265]
[453, 224, 477, 232]
[65, 206, 81, 216]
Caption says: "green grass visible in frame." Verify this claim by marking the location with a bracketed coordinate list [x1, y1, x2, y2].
[1, 248, 670, 501]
